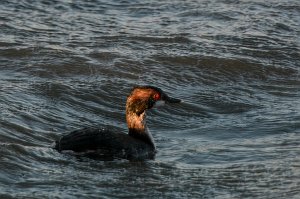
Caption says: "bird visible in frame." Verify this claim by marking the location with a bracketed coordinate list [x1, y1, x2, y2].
[53, 86, 181, 160]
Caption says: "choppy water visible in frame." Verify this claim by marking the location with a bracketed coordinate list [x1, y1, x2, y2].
[1, 0, 300, 198]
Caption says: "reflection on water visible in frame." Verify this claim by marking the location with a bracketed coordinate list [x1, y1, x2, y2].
[1, 0, 300, 198]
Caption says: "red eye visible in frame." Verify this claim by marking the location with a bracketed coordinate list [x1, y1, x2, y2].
[153, 93, 160, 101]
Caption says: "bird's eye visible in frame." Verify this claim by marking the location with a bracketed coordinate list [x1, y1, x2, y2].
[153, 93, 160, 101]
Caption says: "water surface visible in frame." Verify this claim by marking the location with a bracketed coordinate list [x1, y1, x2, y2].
[1, 0, 300, 198]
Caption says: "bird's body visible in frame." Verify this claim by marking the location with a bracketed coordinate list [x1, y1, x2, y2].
[54, 126, 156, 159]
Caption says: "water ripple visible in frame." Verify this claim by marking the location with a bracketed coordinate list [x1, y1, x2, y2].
[1, 0, 299, 198]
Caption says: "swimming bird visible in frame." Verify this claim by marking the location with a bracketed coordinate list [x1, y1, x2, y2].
[53, 86, 181, 160]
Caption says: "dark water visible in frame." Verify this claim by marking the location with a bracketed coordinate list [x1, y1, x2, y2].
[1, 0, 300, 198]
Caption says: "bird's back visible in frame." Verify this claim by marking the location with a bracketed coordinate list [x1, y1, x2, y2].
[54, 126, 155, 159]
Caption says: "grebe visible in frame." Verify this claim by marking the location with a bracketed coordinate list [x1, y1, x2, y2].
[54, 86, 181, 160]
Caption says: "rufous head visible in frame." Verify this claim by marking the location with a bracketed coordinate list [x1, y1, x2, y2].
[126, 86, 181, 115]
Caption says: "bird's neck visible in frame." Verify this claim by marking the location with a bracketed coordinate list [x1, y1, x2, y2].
[126, 110, 155, 149]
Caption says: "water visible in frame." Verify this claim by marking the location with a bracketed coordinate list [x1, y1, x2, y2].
[1, 0, 300, 198]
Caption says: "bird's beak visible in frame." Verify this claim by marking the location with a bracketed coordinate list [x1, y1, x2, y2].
[162, 93, 181, 103]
